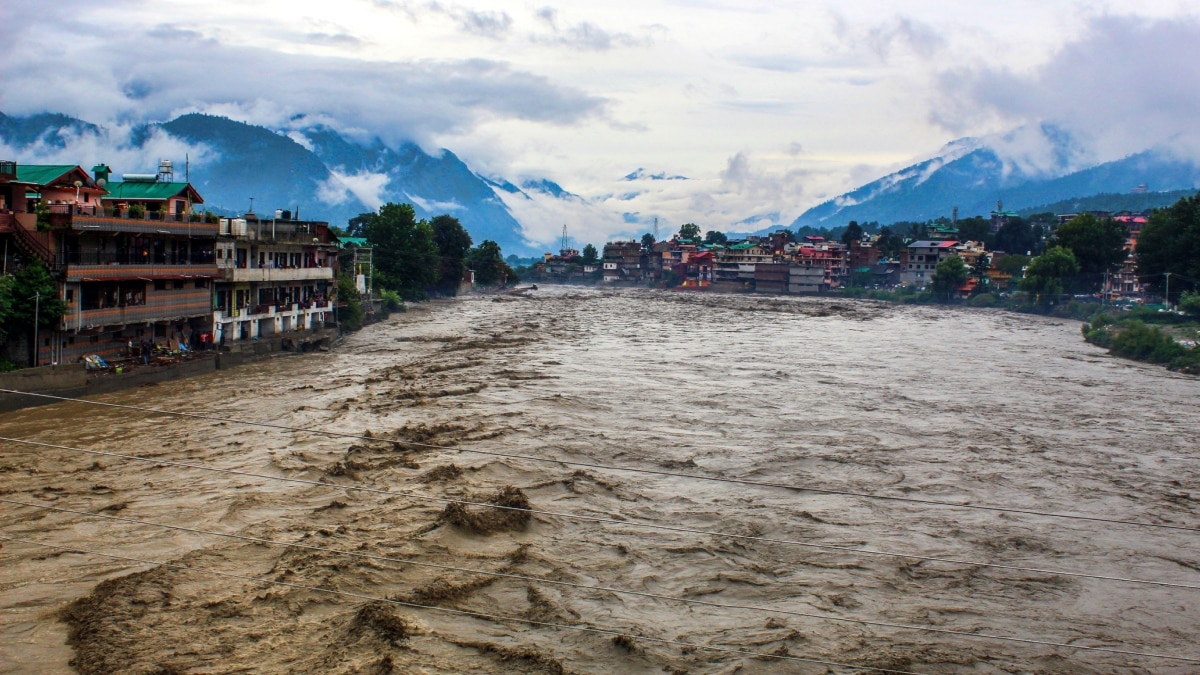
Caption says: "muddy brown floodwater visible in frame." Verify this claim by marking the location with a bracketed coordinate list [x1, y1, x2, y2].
[2, 287, 1199, 675]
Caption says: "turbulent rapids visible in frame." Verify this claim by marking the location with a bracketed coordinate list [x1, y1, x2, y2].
[2, 286, 1199, 674]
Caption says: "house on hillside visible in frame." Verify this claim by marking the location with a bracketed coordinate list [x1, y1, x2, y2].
[901, 240, 959, 287]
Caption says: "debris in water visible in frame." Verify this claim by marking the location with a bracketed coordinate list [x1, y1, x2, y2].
[441, 486, 531, 534]
[349, 601, 415, 644]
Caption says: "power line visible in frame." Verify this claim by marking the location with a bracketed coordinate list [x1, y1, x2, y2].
[0, 533, 922, 675]
[7, 495, 1198, 663]
[2, 436, 1196, 593]
[1, 390, 1195, 534]
[3, 528, 1195, 668]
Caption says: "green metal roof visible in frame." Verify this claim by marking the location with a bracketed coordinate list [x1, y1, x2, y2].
[103, 180, 203, 204]
[15, 164, 83, 187]
[339, 236, 370, 247]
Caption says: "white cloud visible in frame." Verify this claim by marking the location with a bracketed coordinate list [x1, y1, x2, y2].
[327, 169, 391, 209]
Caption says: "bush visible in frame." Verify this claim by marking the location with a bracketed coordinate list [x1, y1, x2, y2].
[1179, 291, 1200, 317]
[379, 289, 406, 315]
[968, 293, 998, 307]
[128, 203, 145, 219]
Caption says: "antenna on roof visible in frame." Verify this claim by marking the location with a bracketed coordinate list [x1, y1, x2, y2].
[560, 224, 568, 252]
[185, 153, 189, 182]
[653, 217, 659, 241]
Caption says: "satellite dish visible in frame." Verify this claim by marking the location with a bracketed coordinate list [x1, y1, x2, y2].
[97, 178, 107, 188]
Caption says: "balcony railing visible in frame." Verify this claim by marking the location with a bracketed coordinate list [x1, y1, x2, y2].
[216, 302, 333, 322]
[70, 213, 219, 237]
[64, 264, 220, 283]
[61, 250, 217, 266]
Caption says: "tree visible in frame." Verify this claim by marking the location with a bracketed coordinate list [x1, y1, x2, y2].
[705, 230, 728, 245]
[1179, 291, 1200, 317]
[336, 273, 364, 331]
[1052, 213, 1127, 290]
[994, 218, 1036, 255]
[1020, 246, 1079, 303]
[955, 216, 993, 248]
[1136, 194, 1200, 300]
[640, 233, 656, 251]
[468, 240, 514, 286]
[875, 227, 905, 259]
[581, 244, 599, 265]
[994, 254, 1029, 279]
[841, 221, 864, 246]
[345, 212, 373, 238]
[931, 255, 968, 301]
[5, 262, 66, 365]
[971, 252, 992, 289]
[431, 214, 473, 295]
[678, 223, 701, 240]
[363, 203, 440, 299]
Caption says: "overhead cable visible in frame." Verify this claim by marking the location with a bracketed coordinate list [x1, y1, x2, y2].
[8, 495, 1199, 662]
[0, 533, 921, 675]
[0, 390, 1195, 533]
[2, 436, 1197, 592]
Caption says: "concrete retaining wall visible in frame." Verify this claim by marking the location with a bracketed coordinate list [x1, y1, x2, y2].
[0, 327, 340, 413]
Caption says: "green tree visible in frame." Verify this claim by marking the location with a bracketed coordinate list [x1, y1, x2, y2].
[1179, 291, 1200, 317]
[345, 212, 374, 237]
[1020, 246, 1079, 303]
[6, 262, 67, 365]
[640, 233, 656, 251]
[431, 214, 473, 295]
[875, 227, 905, 258]
[363, 203, 440, 299]
[931, 255, 968, 301]
[678, 223, 701, 240]
[705, 230, 728, 245]
[336, 273, 364, 331]
[840, 221, 864, 246]
[955, 216, 993, 248]
[1136, 194, 1200, 301]
[581, 244, 599, 265]
[971, 252, 992, 289]
[1052, 213, 1127, 290]
[994, 253, 1029, 279]
[994, 218, 1035, 255]
[468, 240, 516, 286]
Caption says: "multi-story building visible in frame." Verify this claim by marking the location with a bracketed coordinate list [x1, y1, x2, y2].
[601, 241, 644, 282]
[793, 242, 847, 288]
[211, 212, 338, 344]
[713, 242, 771, 283]
[3, 162, 219, 365]
[901, 240, 959, 287]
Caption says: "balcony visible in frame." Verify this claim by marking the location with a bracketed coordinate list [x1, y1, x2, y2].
[45, 206, 220, 236]
[223, 266, 334, 283]
[217, 302, 333, 322]
[64, 291, 213, 330]
[65, 264, 220, 283]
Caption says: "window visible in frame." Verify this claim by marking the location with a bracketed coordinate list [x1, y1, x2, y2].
[154, 280, 167, 290]
[173, 280, 184, 289]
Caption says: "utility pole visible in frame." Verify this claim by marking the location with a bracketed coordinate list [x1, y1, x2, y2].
[1165, 272, 1172, 310]
[32, 291, 40, 367]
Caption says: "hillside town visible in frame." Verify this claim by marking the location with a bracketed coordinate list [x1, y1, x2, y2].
[531, 207, 1148, 301]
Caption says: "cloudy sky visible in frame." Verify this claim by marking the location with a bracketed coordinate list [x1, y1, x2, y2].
[2, 0, 1198, 242]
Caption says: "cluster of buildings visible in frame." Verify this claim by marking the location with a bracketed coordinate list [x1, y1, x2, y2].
[0, 160, 357, 366]
[592, 208, 1145, 298]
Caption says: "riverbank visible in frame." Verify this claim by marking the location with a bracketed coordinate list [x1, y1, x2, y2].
[0, 327, 340, 412]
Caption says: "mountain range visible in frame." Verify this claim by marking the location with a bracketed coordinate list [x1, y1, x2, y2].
[4, 111, 1200, 251]
[788, 131, 1200, 230]
[0, 111, 540, 254]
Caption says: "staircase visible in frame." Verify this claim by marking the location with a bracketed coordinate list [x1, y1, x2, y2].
[0, 213, 56, 268]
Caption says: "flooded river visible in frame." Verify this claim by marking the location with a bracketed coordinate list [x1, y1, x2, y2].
[2, 286, 1199, 674]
